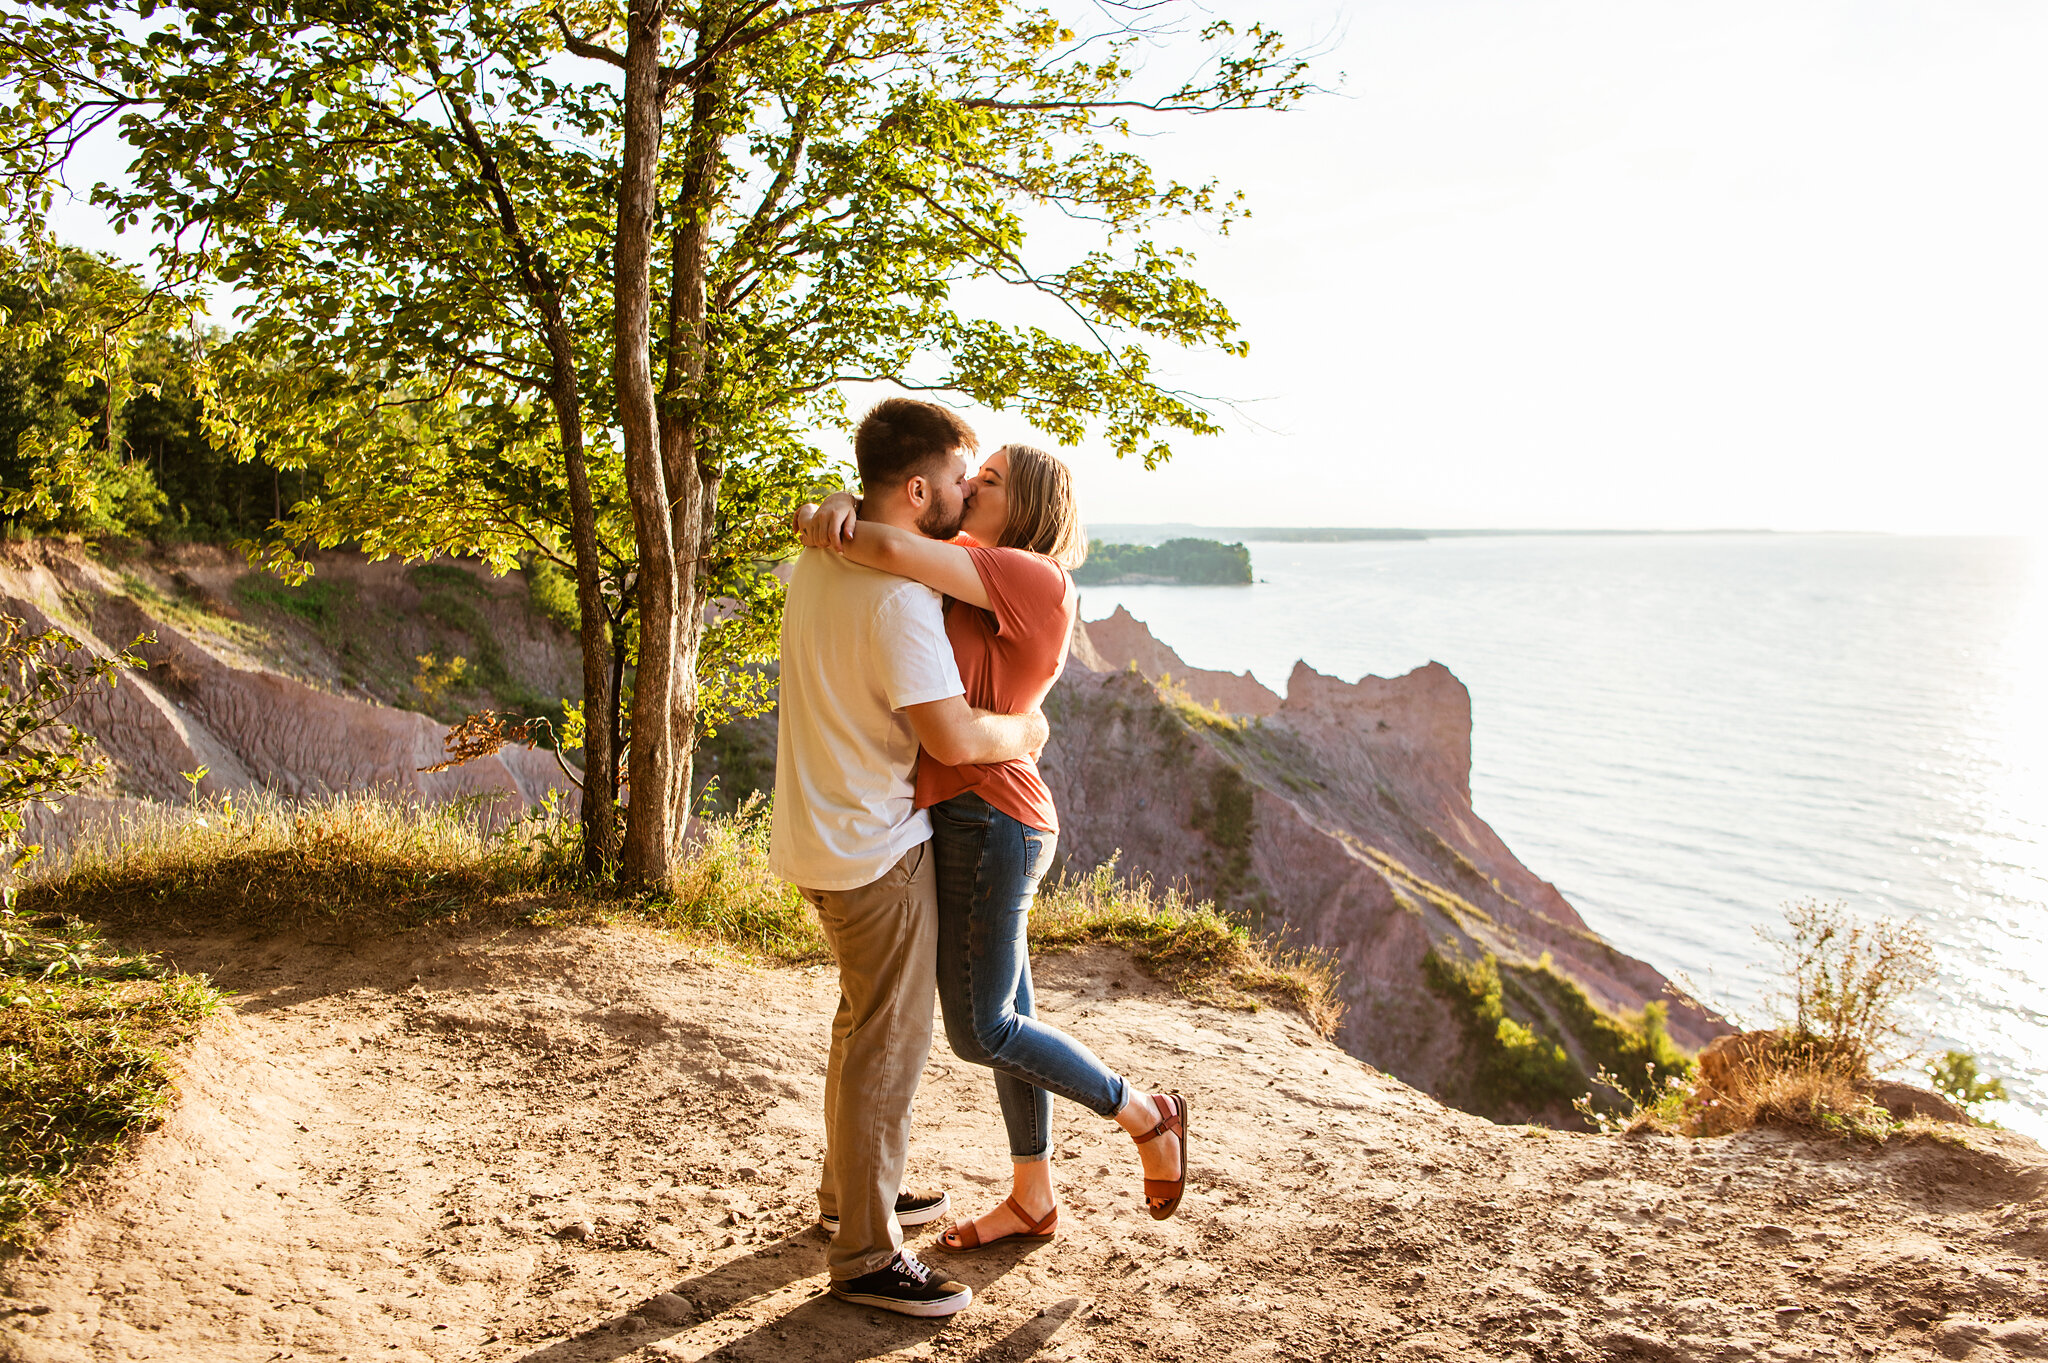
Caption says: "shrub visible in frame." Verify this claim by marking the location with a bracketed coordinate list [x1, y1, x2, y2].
[1424, 949, 1582, 1112]
[1761, 897, 1934, 1073]
[1679, 1031, 1897, 1140]
[1616, 901, 1948, 1141]
[1925, 1050, 2008, 1121]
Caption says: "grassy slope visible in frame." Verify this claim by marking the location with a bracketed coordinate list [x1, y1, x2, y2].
[0, 917, 220, 1250]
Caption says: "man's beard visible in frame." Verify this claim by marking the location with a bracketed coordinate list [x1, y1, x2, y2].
[916, 497, 965, 540]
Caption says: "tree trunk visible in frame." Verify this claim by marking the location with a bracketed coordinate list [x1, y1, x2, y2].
[654, 60, 729, 870]
[435, 79, 619, 875]
[615, 0, 682, 886]
[542, 315, 617, 877]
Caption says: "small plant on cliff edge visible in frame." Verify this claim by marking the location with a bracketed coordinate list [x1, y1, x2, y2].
[1681, 900, 1939, 1140]
[1925, 1050, 2008, 1124]
[1763, 897, 1934, 1074]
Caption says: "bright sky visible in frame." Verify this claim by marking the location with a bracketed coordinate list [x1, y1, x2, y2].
[50, 0, 2048, 533]
[910, 0, 2048, 533]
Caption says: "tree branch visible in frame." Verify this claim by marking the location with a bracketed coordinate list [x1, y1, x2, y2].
[551, 10, 627, 69]
[664, 0, 890, 91]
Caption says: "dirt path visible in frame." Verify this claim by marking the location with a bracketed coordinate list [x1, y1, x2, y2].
[3, 925, 2046, 1363]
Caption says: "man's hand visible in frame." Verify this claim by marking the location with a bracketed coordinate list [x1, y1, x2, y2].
[800, 491, 861, 551]
[905, 697, 1049, 767]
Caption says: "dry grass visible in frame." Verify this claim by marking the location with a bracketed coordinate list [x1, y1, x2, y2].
[651, 794, 829, 963]
[18, 789, 576, 940]
[1031, 856, 1345, 1036]
[1680, 1035, 1897, 1141]
[21, 792, 1346, 1026]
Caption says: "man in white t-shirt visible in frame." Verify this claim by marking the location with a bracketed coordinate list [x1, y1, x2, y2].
[770, 398, 1045, 1318]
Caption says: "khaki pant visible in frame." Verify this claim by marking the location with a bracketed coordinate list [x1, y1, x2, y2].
[800, 841, 937, 1280]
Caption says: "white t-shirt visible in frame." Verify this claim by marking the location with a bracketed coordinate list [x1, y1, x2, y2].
[769, 548, 964, 891]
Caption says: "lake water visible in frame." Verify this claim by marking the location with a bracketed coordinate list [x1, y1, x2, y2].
[1078, 534, 2047, 1138]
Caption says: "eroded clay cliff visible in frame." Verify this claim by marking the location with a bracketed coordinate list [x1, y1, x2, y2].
[0, 545, 574, 851]
[1046, 611, 1729, 1118]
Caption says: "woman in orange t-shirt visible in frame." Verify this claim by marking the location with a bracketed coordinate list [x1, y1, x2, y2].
[799, 446, 1188, 1253]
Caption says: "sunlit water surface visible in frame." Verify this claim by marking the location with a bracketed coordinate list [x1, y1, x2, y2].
[1080, 535, 2047, 1137]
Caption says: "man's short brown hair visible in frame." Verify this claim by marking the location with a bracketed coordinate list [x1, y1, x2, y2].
[854, 398, 977, 490]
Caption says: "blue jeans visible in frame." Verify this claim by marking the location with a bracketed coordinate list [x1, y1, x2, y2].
[931, 793, 1131, 1162]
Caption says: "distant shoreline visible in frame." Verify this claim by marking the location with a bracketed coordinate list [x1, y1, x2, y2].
[1087, 525, 1791, 545]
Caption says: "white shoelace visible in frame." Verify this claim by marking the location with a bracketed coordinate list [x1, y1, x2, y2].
[895, 1253, 931, 1286]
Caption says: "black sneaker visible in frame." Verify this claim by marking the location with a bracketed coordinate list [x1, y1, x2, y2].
[828, 1251, 972, 1318]
[819, 1189, 950, 1233]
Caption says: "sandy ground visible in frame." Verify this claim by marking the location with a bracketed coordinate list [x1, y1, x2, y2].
[3, 925, 2046, 1363]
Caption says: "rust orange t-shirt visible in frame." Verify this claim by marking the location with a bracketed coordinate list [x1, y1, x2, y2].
[914, 545, 1076, 834]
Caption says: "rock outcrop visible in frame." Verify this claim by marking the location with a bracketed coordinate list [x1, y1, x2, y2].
[1052, 609, 1729, 1119]
[1074, 604, 1280, 716]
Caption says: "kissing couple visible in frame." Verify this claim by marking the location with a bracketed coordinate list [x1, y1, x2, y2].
[767, 397, 1190, 1318]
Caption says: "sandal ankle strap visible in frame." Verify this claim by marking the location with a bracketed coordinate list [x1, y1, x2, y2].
[1133, 1094, 1183, 1146]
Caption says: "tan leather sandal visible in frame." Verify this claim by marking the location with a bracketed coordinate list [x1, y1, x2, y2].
[1135, 1092, 1189, 1221]
[939, 1195, 1057, 1252]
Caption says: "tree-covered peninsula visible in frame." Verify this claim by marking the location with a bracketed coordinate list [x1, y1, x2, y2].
[1075, 537, 1253, 585]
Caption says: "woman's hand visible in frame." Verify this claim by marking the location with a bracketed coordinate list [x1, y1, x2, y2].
[801, 491, 860, 551]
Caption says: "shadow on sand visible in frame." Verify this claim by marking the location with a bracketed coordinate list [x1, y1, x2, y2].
[514, 1229, 1078, 1363]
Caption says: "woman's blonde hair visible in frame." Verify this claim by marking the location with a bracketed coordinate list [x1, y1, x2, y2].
[997, 444, 1087, 570]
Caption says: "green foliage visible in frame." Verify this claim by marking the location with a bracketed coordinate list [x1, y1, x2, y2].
[1188, 762, 1264, 919]
[1518, 954, 1691, 1105]
[524, 557, 581, 633]
[649, 793, 826, 963]
[0, 613, 147, 894]
[405, 564, 547, 716]
[1, 0, 1312, 630]
[1074, 538, 1253, 585]
[0, 240, 179, 536]
[1424, 948, 1583, 1113]
[0, 241, 317, 543]
[0, 959, 219, 1250]
[232, 575, 349, 633]
[1925, 1050, 2008, 1118]
[0, 906, 219, 1249]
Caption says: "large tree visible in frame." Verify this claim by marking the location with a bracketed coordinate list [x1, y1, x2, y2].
[571, 0, 1307, 881]
[1, 0, 1309, 885]
[4, 1, 640, 871]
